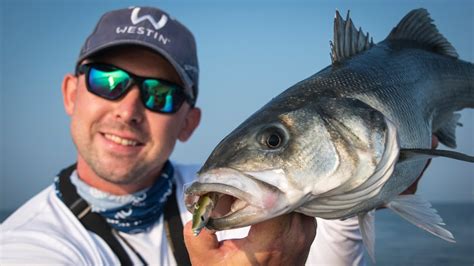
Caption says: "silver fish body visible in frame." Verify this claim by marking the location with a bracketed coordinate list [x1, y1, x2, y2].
[184, 9, 473, 257]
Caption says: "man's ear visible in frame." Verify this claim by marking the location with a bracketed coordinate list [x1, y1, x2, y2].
[178, 107, 201, 142]
[62, 74, 78, 116]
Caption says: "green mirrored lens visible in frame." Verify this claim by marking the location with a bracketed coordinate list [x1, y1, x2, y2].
[89, 67, 130, 99]
[143, 80, 175, 112]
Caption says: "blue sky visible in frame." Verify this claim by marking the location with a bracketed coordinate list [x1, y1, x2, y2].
[1, 0, 473, 211]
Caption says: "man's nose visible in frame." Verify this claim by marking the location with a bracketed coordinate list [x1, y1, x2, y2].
[113, 86, 145, 123]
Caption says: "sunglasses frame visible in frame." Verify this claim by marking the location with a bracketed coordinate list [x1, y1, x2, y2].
[76, 62, 194, 114]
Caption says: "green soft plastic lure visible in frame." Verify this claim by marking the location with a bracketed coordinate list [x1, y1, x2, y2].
[192, 193, 218, 236]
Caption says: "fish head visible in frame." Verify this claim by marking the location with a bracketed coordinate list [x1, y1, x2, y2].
[185, 95, 399, 230]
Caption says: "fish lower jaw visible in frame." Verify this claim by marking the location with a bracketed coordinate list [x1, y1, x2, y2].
[207, 205, 267, 230]
[204, 193, 272, 230]
[185, 180, 288, 230]
[207, 193, 294, 230]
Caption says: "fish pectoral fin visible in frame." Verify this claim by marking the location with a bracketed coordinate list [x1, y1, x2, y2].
[385, 195, 455, 243]
[398, 148, 474, 163]
[358, 211, 376, 263]
[434, 112, 462, 148]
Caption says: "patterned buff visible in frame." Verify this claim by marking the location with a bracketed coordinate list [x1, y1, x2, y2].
[55, 161, 174, 234]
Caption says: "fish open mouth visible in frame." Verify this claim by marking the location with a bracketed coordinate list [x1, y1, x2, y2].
[185, 168, 291, 233]
[184, 182, 265, 230]
[185, 168, 295, 234]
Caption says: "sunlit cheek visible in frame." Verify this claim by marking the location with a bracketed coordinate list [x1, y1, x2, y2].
[148, 119, 179, 154]
[73, 99, 116, 156]
[75, 86, 109, 118]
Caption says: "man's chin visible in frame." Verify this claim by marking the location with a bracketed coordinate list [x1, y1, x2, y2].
[92, 164, 147, 185]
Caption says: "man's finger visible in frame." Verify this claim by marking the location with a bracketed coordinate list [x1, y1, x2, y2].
[183, 221, 219, 256]
[432, 135, 439, 148]
[246, 213, 293, 247]
[241, 213, 317, 265]
[246, 213, 317, 250]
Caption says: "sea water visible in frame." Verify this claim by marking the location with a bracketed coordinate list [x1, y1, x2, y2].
[369, 202, 473, 265]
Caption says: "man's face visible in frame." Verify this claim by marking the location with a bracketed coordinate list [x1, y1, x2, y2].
[62, 47, 200, 191]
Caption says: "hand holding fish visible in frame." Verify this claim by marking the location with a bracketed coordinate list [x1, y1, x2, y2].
[184, 213, 316, 266]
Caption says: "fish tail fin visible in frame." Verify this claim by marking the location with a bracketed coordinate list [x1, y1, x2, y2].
[358, 211, 376, 263]
[386, 8, 458, 58]
[385, 195, 456, 243]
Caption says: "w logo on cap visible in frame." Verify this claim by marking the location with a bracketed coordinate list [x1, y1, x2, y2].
[130, 7, 168, 30]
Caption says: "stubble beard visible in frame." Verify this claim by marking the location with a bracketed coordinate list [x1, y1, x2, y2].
[74, 120, 157, 185]
[74, 134, 154, 186]
[87, 153, 149, 185]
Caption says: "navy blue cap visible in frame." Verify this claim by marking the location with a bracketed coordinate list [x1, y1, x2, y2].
[77, 6, 199, 103]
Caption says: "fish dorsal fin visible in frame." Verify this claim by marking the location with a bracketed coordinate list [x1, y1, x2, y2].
[386, 8, 458, 58]
[330, 10, 374, 64]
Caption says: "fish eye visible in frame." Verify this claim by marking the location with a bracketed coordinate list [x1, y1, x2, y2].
[266, 133, 282, 148]
[258, 125, 288, 150]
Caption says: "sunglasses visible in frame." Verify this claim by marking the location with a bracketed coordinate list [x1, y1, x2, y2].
[76, 63, 194, 114]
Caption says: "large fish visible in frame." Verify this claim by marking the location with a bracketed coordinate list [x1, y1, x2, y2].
[184, 8, 473, 260]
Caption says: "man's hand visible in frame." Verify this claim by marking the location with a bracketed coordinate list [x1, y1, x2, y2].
[184, 213, 317, 266]
[401, 135, 439, 195]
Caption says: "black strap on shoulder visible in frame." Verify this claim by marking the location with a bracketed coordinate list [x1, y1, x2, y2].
[57, 164, 191, 266]
[164, 185, 191, 266]
[58, 164, 135, 266]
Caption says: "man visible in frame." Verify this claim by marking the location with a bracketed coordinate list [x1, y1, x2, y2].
[0, 6, 428, 265]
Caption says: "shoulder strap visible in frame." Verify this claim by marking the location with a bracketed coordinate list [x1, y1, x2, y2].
[164, 184, 191, 266]
[57, 164, 135, 266]
[57, 164, 191, 266]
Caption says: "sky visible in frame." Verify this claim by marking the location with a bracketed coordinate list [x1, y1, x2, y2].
[0, 0, 473, 212]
